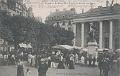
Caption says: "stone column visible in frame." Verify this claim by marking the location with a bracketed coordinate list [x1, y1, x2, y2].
[73, 23, 76, 46]
[109, 20, 113, 49]
[81, 23, 85, 48]
[99, 21, 103, 48]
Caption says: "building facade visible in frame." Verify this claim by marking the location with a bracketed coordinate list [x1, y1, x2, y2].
[0, 0, 33, 17]
[73, 4, 120, 50]
[45, 8, 77, 31]
[35, 17, 42, 22]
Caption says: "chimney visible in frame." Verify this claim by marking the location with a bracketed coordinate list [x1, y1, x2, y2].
[106, 0, 109, 7]
[63, 8, 66, 11]
[70, 8, 75, 11]
[82, 9, 84, 13]
[98, 6, 102, 8]
[56, 9, 59, 12]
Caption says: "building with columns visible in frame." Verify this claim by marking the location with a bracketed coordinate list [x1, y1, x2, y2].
[73, 4, 120, 50]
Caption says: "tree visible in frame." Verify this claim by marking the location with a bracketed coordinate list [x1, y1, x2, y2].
[52, 27, 74, 45]
[1, 15, 34, 49]
[1, 15, 74, 52]
[0, 14, 13, 43]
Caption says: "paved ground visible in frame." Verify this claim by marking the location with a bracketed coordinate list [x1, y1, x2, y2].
[0, 64, 99, 76]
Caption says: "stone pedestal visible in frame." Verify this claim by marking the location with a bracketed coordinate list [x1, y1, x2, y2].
[87, 41, 98, 57]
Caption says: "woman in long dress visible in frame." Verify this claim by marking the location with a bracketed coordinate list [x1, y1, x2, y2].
[17, 60, 25, 76]
[57, 61, 65, 69]
[68, 60, 75, 69]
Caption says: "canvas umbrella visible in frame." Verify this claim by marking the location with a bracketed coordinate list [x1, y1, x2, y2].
[52, 45, 73, 50]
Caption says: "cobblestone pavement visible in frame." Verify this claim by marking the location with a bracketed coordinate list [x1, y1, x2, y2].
[0, 64, 99, 76]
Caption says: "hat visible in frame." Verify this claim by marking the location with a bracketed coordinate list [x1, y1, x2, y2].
[41, 58, 45, 62]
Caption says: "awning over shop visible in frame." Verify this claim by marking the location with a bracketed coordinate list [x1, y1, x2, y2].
[52, 45, 83, 50]
[73, 46, 82, 50]
[52, 45, 74, 50]
[19, 43, 32, 48]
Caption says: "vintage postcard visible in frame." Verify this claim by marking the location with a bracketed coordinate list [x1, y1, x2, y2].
[0, 0, 120, 76]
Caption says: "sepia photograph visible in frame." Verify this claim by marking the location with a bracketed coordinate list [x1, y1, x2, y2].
[0, 0, 120, 76]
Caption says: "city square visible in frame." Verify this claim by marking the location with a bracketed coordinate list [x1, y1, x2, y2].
[0, 0, 120, 76]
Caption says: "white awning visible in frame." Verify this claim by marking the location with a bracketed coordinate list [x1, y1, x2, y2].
[19, 43, 32, 48]
[52, 45, 73, 50]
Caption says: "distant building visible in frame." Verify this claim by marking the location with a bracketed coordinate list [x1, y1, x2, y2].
[35, 17, 42, 22]
[45, 8, 77, 31]
[16, 0, 23, 4]
[0, 0, 33, 17]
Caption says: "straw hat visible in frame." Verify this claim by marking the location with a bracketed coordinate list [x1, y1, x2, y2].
[41, 58, 45, 62]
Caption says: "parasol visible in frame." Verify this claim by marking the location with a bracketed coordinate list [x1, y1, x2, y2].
[52, 45, 73, 50]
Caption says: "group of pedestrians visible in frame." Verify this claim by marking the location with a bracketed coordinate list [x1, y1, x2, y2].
[1, 50, 18, 65]
[97, 50, 120, 76]
[47, 52, 76, 69]
[77, 51, 97, 66]
[16, 48, 120, 76]
[17, 58, 48, 76]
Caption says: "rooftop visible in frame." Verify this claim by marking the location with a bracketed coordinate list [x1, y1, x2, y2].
[46, 8, 76, 21]
[45, 3, 120, 24]
[75, 3, 120, 18]
[49, 9, 76, 17]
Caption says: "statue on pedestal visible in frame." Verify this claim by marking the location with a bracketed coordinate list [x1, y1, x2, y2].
[87, 23, 98, 61]
[89, 23, 96, 42]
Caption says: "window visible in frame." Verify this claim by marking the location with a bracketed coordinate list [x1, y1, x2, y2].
[63, 15, 65, 18]
[114, 24, 119, 32]
[68, 21, 71, 25]
[51, 17, 53, 20]
[115, 38, 119, 50]
[62, 21, 65, 25]
[1, 0, 5, 2]
[20, 12, 22, 15]
[104, 38, 109, 48]
[104, 21, 110, 33]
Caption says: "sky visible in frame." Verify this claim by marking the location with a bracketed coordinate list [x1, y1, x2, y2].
[24, 0, 120, 22]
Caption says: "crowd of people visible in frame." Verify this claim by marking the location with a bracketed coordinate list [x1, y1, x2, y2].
[0, 47, 120, 76]
[1, 48, 30, 65]
[97, 49, 120, 76]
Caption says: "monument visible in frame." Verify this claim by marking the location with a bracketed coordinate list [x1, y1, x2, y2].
[87, 23, 98, 57]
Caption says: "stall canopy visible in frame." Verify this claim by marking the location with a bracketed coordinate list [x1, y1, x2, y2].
[116, 49, 120, 53]
[52, 45, 74, 50]
[73, 46, 82, 50]
[19, 43, 32, 48]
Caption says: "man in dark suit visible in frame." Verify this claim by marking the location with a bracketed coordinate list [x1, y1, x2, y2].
[38, 59, 48, 76]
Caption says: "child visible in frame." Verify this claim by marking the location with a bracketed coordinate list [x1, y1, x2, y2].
[26, 68, 31, 76]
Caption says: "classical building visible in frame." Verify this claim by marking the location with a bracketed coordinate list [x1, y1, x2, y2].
[45, 8, 77, 31]
[73, 3, 120, 50]
[0, 0, 33, 17]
